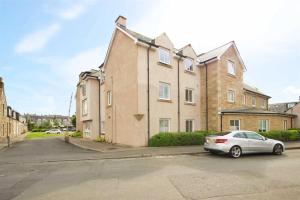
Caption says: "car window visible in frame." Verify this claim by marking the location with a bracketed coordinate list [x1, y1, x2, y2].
[245, 132, 264, 140]
[233, 133, 247, 138]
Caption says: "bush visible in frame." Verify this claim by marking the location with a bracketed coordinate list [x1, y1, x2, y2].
[96, 136, 106, 143]
[71, 131, 82, 138]
[260, 130, 300, 142]
[149, 131, 216, 147]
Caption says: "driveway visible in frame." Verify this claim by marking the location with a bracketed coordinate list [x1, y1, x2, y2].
[1, 138, 300, 200]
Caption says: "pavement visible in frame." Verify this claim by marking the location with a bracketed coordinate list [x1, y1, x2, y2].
[0, 134, 27, 151]
[1, 138, 300, 200]
[66, 136, 300, 158]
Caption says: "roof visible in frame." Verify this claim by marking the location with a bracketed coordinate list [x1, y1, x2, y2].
[197, 41, 246, 70]
[221, 107, 296, 117]
[269, 102, 299, 113]
[80, 69, 100, 78]
[243, 83, 270, 98]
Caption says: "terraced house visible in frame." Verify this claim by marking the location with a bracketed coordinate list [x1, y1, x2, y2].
[0, 77, 27, 142]
[76, 16, 296, 146]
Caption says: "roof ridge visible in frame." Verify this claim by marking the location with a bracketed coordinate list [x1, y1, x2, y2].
[197, 41, 234, 57]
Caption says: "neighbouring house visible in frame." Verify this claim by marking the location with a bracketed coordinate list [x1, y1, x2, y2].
[76, 16, 296, 147]
[0, 77, 28, 142]
[270, 100, 300, 129]
[25, 114, 71, 128]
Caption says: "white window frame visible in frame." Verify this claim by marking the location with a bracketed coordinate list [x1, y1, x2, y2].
[227, 90, 235, 103]
[81, 84, 86, 96]
[158, 48, 171, 65]
[252, 96, 256, 107]
[185, 119, 194, 132]
[262, 99, 267, 108]
[227, 60, 236, 75]
[259, 119, 269, 132]
[184, 58, 193, 71]
[159, 82, 171, 100]
[82, 99, 88, 115]
[101, 121, 105, 133]
[230, 120, 240, 131]
[159, 118, 170, 133]
[185, 88, 193, 103]
[107, 91, 112, 106]
[283, 120, 287, 131]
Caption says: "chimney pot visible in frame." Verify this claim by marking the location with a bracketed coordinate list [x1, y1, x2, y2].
[115, 15, 127, 28]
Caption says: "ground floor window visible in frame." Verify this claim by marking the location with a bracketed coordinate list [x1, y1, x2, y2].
[185, 120, 194, 132]
[101, 121, 105, 134]
[159, 118, 170, 133]
[283, 120, 287, 131]
[230, 120, 240, 130]
[84, 121, 91, 137]
[259, 120, 269, 132]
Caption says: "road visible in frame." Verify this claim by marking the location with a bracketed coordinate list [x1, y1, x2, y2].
[1, 138, 300, 200]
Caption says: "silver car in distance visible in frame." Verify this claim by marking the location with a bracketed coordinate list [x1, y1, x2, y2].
[204, 130, 285, 158]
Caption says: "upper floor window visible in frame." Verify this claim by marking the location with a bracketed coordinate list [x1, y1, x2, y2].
[81, 84, 86, 96]
[227, 90, 235, 103]
[227, 60, 235, 75]
[262, 99, 267, 108]
[185, 88, 193, 103]
[252, 96, 256, 106]
[159, 82, 170, 100]
[184, 58, 193, 71]
[107, 91, 112, 106]
[82, 99, 88, 115]
[242, 94, 246, 105]
[159, 48, 170, 65]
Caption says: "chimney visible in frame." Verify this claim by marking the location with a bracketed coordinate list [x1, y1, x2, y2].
[115, 15, 127, 28]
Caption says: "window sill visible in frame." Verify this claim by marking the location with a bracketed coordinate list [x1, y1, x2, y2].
[158, 98, 172, 103]
[184, 102, 196, 106]
[158, 61, 172, 68]
[227, 101, 235, 104]
[184, 70, 196, 75]
[227, 73, 236, 78]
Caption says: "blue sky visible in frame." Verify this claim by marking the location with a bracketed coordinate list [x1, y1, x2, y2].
[0, 0, 299, 116]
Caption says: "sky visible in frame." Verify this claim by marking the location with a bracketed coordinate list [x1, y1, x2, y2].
[0, 0, 299, 116]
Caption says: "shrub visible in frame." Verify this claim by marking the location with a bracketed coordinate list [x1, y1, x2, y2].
[260, 130, 300, 142]
[149, 131, 216, 147]
[71, 131, 82, 138]
[96, 136, 106, 143]
[32, 128, 41, 132]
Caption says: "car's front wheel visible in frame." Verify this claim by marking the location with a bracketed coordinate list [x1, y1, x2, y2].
[273, 144, 283, 155]
[230, 146, 242, 158]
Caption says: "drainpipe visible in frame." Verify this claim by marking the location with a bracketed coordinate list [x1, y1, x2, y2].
[205, 63, 208, 132]
[147, 46, 150, 146]
[98, 77, 101, 137]
[220, 112, 223, 132]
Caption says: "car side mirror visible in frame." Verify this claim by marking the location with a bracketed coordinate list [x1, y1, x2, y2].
[263, 137, 268, 141]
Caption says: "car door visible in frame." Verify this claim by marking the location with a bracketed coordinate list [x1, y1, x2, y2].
[232, 132, 249, 153]
[245, 132, 269, 153]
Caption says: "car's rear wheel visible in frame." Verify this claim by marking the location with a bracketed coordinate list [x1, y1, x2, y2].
[273, 144, 283, 155]
[230, 146, 242, 158]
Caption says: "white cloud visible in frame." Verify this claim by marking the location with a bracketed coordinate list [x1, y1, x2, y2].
[284, 86, 300, 95]
[15, 23, 61, 53]
[58, 0, 96, 20]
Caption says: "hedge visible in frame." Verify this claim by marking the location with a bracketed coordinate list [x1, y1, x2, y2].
[149, 130, 300, 147]
[71, 131, 82, 138]
[149, 131, 216, 147]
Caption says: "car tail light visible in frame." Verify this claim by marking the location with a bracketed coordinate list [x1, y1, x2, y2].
[215, 139, 228, 143]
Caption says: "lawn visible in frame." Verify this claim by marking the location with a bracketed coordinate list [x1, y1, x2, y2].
[25, 132, 62, 139]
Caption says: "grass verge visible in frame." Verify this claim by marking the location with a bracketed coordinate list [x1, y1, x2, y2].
[25, 132, 61, 139]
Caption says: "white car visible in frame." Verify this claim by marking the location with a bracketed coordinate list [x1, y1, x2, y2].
[45, 129, 62, 134]
[204, 130, 285, 158]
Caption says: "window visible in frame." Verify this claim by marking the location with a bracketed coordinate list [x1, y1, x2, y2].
[81, 84, 86, 96]
[185, 89, 193, 103]
[233, 132, 247, 138]
[82, 99, 88, 115]
[230, 120, 240, 130]
[107, 91, 112, 106]
[84, 121, 91, 137]
[245, 132, 264, 140]
[101, 121, 105, 133]
[252, 96, 256, 107]
[159, 82, 170, 100]
[159, 119, 170, 132]
[283, 120, 287, 131]
[184, 58, 193, 71]
[227, 90, 235, 103]
[259, 120, 269, 132]
[185, 120, 194, 132]
[262, 99, 267, 108]
[227, 60, 235, 75]
[242, 94, 246, 105]
[159, 48, 170, 64]
[287, 103, 295, 109]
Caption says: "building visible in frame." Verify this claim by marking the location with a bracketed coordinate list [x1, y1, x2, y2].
[76, 16, 296, 146]
[25, 114, 71, 128]
[0, 77, 28, 142]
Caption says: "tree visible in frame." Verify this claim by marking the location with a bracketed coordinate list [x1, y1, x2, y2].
[71, 115, 76, 127]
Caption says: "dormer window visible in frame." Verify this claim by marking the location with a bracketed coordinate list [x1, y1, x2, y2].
[227, 60, 235, 75]
[159, 48, 170, 65]
[184, 58, 193, 71]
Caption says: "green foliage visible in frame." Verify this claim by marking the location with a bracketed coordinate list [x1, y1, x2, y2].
[96, 136, 106, 143]
[71, 115, 76, 127]
[26, 132, 59, 139]
[71, 131, 82, 138]
[259, 130, 300, 142]
[149, 131, 216, 147]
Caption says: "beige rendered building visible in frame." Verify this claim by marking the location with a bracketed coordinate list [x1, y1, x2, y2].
[76, 16, 296, 146]
[0, 77, 27, 142]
